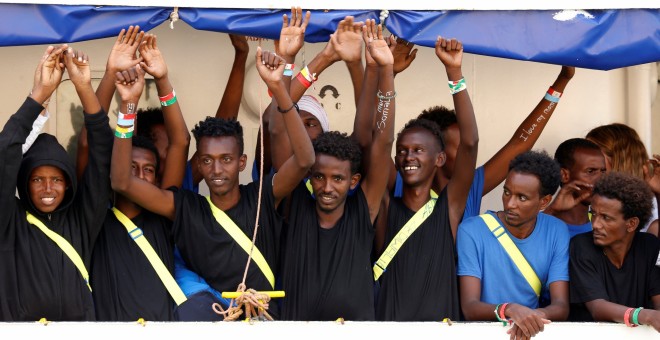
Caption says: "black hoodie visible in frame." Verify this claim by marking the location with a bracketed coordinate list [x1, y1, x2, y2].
[0, 97, 112, 321]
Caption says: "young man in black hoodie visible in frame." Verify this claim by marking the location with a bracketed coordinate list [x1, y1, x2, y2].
[0, 46, 113, 321]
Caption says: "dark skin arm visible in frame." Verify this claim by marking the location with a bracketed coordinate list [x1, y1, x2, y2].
[77, 26, 144, 180]
[256, 48, 315, 208]
[111, 66, 178, 220]
[644, 154, 660, 236]
[436, 37, 479, 241]
[359, 20, 395, 224]
[585, 296, 660, 332]
[460, 276, 551, 340]
[268, 7, 310, 172]
[138, 34, 190, 189]
[482, 66, 575, 195]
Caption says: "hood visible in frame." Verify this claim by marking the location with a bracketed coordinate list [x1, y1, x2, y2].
[17, 133, 76, 215]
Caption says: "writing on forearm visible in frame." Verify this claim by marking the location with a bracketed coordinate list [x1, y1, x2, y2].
[518, 102, 555, 141]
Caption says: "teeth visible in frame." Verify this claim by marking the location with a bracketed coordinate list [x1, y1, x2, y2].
[42, 197, 55, 203]
[404, 166, 419, 171]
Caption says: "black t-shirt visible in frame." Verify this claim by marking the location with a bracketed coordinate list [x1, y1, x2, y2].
[170, 174, 282, 304]
[375, 189, 460, 321]
[91, 209, 174, 321]
[280, 182, 375, 321]
[569, 231, 660, 321]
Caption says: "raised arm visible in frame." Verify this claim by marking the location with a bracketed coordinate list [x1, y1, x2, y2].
[359, 21, 395, 223]
[0, 45, 66, 225]
[215, 34, 249, 119]
[110, 65, 176, 219]
[268, 7, 310, 171]
[644, 154, 660, 236]
[77, 26, 144, 179]
[482, 66, 575, 195]
[139, 34, 190, 189]
[436, 37, 479, 240]
[257, 48, 314, 207]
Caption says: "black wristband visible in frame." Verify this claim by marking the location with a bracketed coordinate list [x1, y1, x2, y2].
[277, 102, 299, 113]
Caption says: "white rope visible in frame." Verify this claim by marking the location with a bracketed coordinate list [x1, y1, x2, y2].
[169, 7, 179, 29]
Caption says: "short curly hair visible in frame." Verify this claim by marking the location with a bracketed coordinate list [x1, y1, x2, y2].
[397, 118, 445, 151]
[592, 172, 654, 230]
[313, 131, 362, 175]
[554, 138, 602, 169]
[509, 150, 561, 196]
[191, 117, 244, 154]
[135, 107, 165, 138]
[417, 106, 457, 131]
[132, 135, 161, 175]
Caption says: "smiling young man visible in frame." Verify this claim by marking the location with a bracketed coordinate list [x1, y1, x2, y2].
[0, 46, 113, 321]
[568, 172, 660, 331]
[457, 150, 570, 339]
[278, 19, 395, 321]
[374, 36, 478, 322]
[544, 138, 606, 237]
[110, 47, 314, 320]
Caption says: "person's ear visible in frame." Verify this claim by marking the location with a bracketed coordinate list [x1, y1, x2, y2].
[539, 194, 553, 211]
[350, 173, 362, 190]
[239, 154, 247, 172]
[625, 217, 640, 233]
[436, 151, 447, 168]
[560, 168, 570, 184]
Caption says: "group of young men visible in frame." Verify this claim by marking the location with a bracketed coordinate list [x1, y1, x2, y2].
[0, 7, 658, 336]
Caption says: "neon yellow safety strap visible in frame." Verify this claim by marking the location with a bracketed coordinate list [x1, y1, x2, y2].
[111, 207, 187, 306]
[479, 213, 541, 297]
[205, 196, 275, 289]
[373, 191, 438, 281]
[26, 212, 92, 292]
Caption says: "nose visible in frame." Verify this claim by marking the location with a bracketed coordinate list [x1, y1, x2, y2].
[212, 159, 222, 175]
[504, 196, 517, 210]
[322, 178, 332, 194]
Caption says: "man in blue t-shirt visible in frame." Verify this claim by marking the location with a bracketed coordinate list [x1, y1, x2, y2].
[457, 151, 570, 339]
[544, 138, 606, 238]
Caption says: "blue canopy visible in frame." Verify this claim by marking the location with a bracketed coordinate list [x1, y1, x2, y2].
[0, 4, 658, 70]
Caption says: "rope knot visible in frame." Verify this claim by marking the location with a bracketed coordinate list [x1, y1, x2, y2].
[169, 7, 179, 30]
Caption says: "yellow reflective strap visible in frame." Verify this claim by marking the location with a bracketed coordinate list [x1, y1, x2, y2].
[373, 191, 438, 281]
[480, 213, 541, 297]
[112, 207, 187, 306]
[305, 178, 313, 194]
[205, 197, 275, 289]
[26, 212, 91, 292]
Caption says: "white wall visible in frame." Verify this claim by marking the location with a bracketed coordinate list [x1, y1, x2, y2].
[0, 21, 656, 208]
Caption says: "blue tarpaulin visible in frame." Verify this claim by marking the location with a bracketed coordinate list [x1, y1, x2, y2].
[0, 4, 658, 70]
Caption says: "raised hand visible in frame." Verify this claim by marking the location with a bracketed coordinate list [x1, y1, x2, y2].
[559, 65, 575, 81]
[255, 47, 286, 88]
[330, 16, 363, 63]
[277, 6, 310, 62]
[107, 25, 144, 75]
[435, 36, 463, 70]
[362, 19, 393, 66]
[547, 180, 594, 213]
[115, 65, 145, 103]
[390, 36, 417, 76]
[229, 34, 249, 54]
[138, 34, 168, 80]
[63, 47, 91, 88]
[30, 45, 67, 104]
